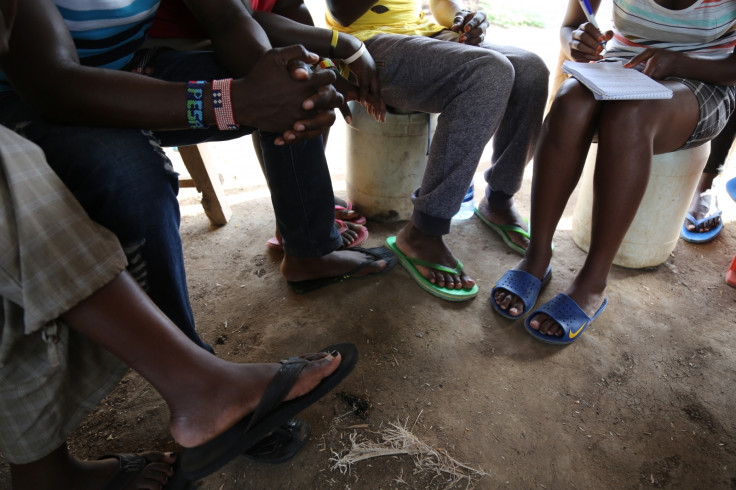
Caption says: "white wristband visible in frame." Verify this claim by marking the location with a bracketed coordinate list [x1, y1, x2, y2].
[343, 43, 366, 64]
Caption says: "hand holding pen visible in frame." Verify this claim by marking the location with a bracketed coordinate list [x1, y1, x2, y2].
[567, 0, 613, 62]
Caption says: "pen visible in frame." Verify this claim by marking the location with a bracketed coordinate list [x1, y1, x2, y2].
[577, 0, 607, 49]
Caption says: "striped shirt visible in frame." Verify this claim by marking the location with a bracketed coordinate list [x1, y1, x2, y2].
[605, 0, 736, 59]
[0, 0, 160, 91]
[56, 0, 161, 69]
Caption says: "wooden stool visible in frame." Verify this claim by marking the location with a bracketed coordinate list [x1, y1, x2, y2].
[177, 144, 232, 226]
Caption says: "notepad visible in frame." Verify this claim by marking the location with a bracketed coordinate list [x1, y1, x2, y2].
[562, 60, 673, 100]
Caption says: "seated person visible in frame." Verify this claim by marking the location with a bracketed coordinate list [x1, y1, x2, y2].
[0, 122, 354, 489]
[148, 0, 372, 251]
[326, 0, 549, 301]
[0, 0, 394, 355]
[491, 0, 736, 344]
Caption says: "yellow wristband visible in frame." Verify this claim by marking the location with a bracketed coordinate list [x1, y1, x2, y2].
[329, 30, 339, 58]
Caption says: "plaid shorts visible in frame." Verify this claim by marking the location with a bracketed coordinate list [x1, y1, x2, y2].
[667, 77, 736, 150]
[0, 127, 128, 463]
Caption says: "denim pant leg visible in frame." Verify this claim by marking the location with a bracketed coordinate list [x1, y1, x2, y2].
[258, 133, 341, 257]
[0, 94, 208, 350]
[150, 48, 341, 256]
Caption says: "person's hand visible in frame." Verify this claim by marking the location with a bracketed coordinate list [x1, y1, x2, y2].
[450, 10, 488, 46]
[624, 48, 682, 79]
[330, 74, 386, 123]
[565, 22, 613, 62]
[342, 49, 383, 111]
[232, 45, 343, 145]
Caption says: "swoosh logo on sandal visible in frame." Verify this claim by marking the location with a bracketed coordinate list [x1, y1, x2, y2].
[569, 321, 588, 339]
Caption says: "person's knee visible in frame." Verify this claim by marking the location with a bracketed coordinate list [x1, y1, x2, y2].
[464, 51, 515, 102]
[513, 51, 550, 95]
[549, 80, 598, 123]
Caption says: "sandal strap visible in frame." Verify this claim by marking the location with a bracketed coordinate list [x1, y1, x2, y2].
[245, 358, 308, 433]
[405, 256, 464, 275]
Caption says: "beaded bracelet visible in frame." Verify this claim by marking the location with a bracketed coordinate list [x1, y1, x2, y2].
[186, 80, 207, 129]
[212, 78, 240, 131]
[318, 59, 340, 74]
[329, 30, 339, 59]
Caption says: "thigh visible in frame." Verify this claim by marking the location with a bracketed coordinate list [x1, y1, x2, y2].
[597, 81, 702, 154]
[365, 34, 511, 113]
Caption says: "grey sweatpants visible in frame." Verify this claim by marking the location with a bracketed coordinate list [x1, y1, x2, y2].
[364, 33, 549, 235]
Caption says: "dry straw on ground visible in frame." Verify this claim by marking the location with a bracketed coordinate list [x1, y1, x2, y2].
[330, 415, 490, 489]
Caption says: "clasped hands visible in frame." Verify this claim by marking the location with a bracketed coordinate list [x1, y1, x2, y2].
[233, 44, 384, 145]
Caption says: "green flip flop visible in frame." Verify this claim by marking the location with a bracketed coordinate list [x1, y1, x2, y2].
[474, 207, 529, 255]
[385, 236, 478, 302]
[474, 207, 554, 255]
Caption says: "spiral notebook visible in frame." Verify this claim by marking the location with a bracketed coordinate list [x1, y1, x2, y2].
[562, 60, 673, 100]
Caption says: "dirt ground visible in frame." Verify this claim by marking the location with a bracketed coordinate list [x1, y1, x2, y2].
[2, 16, 736, 490]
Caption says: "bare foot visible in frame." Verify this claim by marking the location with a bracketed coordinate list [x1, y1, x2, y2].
[337, 220, 364, 248]
[334, 196, 365, 223]
[280, 249, 387, 283]
[396, 222, 475, 290]
[169, 351, 341, 448]
[477, 197, 529, 251]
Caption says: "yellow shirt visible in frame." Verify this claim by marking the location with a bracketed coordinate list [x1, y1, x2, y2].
[325, 0, 446, 42]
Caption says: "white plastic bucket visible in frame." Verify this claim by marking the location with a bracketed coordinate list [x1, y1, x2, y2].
[345, 102, 438, 222]
[572, 142, 709, 268]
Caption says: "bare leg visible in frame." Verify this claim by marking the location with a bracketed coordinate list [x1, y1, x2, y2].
[494, 80, 600, 316]
[59, 272, 341, 448]
[530, 82, 700, 337]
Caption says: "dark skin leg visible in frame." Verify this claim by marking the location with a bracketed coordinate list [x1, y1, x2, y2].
[684, 171, 719, 232]
[57, 272, 341, 448]
[11, 273, 341, 488]
[395, 221, 476, 290]
[495, 79, 699, 336]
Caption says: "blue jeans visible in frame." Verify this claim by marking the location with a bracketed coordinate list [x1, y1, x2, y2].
[0, 48, 340, 350]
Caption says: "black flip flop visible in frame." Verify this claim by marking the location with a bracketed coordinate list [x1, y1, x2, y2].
[178, 342, 358, 480]
[243, 418, 311, 464]
[287, 246, 397, 294]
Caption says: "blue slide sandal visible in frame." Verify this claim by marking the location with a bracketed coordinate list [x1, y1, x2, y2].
[490, 266, 551, 320]
[524, 294, 608, 345]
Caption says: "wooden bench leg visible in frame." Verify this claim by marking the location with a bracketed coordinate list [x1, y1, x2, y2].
[178, 144, 232, 226]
